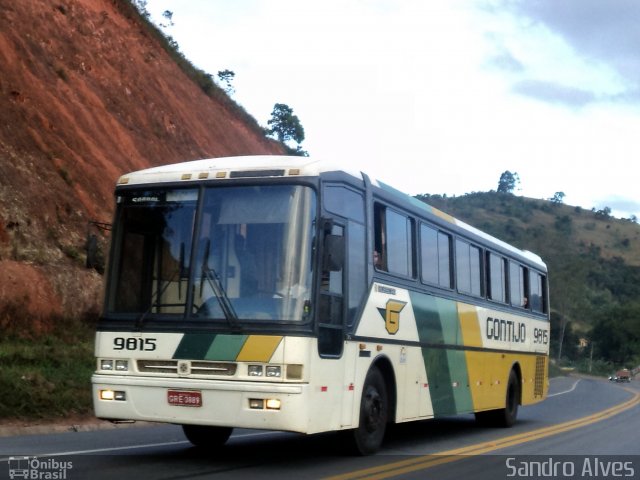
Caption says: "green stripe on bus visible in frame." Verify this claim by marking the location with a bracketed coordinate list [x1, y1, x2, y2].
[410, 291, 473, 415]
[173, 333, 216, 360]
[205, 334, 248, 361]
[446, 349, 474, 414]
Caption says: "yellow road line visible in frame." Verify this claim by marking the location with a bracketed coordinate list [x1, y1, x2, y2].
[327, 387, 640, 480]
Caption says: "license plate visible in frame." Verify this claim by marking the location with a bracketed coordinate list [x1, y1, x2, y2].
[168, 390, 202, 407]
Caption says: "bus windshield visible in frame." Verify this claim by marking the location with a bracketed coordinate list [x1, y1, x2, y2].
[106, 185, 316, 324]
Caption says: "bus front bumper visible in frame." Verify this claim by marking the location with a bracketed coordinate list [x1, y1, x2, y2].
[92, 374, 310, 433]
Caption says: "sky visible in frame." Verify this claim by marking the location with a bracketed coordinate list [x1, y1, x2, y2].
[143, 0, 640, 220]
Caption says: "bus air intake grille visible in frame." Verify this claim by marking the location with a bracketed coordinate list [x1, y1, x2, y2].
[137, 360, 237, 376]
[534, 356, 546, 397]
[191, 361, 237, 376]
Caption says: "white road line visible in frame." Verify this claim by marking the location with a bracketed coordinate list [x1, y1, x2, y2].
[547, 378, 581, 397]
[0, 430, 281, 460]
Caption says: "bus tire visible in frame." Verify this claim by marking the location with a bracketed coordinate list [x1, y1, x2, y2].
[475, 369, 520, 428]
[351, 367, 388, 455]
[182, 424, 233, 448]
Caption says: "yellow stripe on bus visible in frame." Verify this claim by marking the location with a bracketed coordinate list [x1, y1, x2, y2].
[236, 335, 283, 362]
[431, 209, 455, 224]
[457, 303, 483, 348]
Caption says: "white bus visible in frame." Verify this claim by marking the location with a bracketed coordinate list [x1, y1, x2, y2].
[92, 156, 550, 454]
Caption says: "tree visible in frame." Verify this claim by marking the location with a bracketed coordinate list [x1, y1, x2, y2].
[217, 70, 235, 96]
[592, 303, 640, 365]
[131, 0, 150, 17]
[497, 171, 520, 194]
[595, 206, 611, 219]
[550, 192, 565, 204]
[160, 10, 174, 27]
[267, 103, 305, 145]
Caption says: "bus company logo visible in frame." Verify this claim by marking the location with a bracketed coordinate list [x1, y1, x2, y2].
[486, 316, 526, 343]
[8, 457, 73, 479]
[377, 300, 407, 335]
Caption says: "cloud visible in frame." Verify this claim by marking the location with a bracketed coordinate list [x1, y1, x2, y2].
[511, 80, 596, 107]
[485, 48, 525, 73]
[505, 0, 640, 92]
[596, 195, 640, 218]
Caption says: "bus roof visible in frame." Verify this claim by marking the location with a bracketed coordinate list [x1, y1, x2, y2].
[116, 155, 360, 186]
[117, 155, 546, 269]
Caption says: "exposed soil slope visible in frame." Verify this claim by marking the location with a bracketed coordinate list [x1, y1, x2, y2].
[0, 0, 282, 327]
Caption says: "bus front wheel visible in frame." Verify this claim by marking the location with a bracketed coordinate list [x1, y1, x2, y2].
[182, 424, 233, 448]
[351, 367, 388, 455]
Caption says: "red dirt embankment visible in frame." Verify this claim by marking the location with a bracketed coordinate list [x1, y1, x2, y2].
[0, 0, 283, 327]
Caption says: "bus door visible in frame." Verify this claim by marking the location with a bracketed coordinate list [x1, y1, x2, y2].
[319, 184, 367, 427]
[320, 220, 365, 428]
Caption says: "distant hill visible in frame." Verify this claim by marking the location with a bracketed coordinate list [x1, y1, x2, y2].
[419, 192, 640, 265]
[0, 0, 283, 331]
[417, 191, 640, 370]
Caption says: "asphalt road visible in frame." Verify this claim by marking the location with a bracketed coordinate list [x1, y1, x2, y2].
[1, 376, 638, 479]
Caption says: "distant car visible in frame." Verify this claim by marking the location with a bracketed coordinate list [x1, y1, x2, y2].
[615, 369, 631, 383]
[609, 368, 631, 382]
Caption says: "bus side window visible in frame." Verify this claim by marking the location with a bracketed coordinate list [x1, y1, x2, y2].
[374, 203, 387, 271]
[529, 271, 547, 314]
[509, 262, 527, 308]
[420, 224, 453, 289]
[456, 240, 483, 297]
[487, 252, 507, 303]
[374, 203, 414, 277]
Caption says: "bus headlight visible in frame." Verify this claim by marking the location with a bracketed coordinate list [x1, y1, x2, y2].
[248, 398, 281, 410]
[100, 359, 129, 372]
[99, 390, 126, 401]
[115, 360, 129, 372]
[100, 359, 114, 371]
[265, 399, 281, 410]
[248, 365, 263, 376]
[265, 366, 281, 378]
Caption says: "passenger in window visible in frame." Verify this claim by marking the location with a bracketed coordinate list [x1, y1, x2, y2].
[373, 250, 384, 270]
[522, 297, 529, 308]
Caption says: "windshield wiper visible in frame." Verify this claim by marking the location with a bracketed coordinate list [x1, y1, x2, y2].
[200, 240, 240, 331]
[135, 267, 179, 331]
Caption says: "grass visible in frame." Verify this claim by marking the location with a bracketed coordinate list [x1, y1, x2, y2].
[0, 320, 95, 420]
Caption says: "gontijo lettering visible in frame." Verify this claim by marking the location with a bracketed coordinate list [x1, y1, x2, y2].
[486, 317, 526, 343]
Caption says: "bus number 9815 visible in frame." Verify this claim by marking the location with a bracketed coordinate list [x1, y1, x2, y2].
[113, 337, 157, 351]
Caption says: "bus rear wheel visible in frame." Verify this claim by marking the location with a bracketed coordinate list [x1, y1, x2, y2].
[182, 424, 233, 448]
[475, 369, 520, 428]
[351, 367, 388, 455]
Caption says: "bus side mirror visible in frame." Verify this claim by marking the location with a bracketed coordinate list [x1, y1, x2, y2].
[323, 234, 344, 272]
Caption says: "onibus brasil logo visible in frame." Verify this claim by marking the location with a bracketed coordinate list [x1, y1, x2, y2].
[8, 457, 72, 479]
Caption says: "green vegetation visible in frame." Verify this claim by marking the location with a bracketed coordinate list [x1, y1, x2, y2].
[0, 314, 95, 419]
[497, 170, 520, 194]
[217, 70, 236, 96]
[417, 191, 640, 374]
[267, 103, 308, 156]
